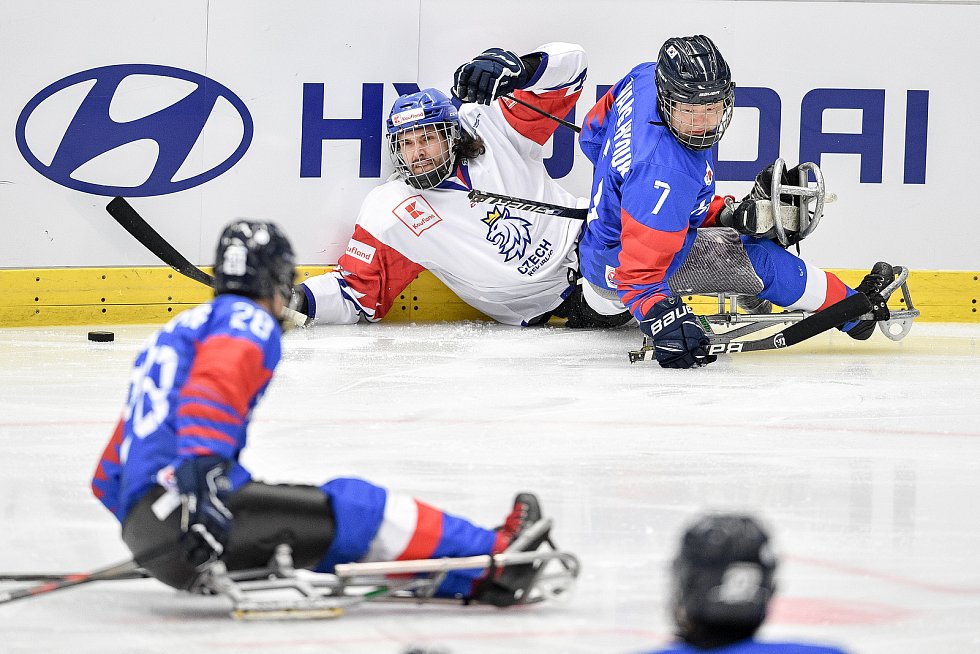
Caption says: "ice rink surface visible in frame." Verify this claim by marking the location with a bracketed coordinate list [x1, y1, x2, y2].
[1, 319, 979, 654]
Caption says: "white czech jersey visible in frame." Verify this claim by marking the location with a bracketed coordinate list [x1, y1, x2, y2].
[302, 42, 587, 326]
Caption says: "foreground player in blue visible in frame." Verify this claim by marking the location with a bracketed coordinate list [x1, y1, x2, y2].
[643, 513, 851, 654]
[577, 35, 894, 369]
[91, 219, 546, 607]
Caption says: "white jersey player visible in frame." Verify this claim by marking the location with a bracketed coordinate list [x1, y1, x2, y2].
[293, 43, 631, 328]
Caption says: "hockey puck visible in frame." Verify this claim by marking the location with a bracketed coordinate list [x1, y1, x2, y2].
[87, 331, 114, 343]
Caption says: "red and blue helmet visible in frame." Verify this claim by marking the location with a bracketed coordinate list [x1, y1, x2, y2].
[386, 88, 461, 189]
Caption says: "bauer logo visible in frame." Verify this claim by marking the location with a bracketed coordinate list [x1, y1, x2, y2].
[15, 64, 253, 196]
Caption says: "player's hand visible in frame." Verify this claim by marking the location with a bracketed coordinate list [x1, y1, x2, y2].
[639, 297, 717, 369]
[175, 455, 233, 567]
[453, 48, 528, 105]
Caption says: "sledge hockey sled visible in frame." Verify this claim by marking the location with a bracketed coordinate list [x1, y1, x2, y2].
[193, 518, 579, 620]
[628, 161, 920, 363]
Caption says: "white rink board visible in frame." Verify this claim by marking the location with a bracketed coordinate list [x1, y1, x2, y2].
[1, 0, 977, 270]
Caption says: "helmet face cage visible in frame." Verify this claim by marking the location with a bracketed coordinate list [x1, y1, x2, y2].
[387, 121, 460, 190]
[214, 220, 296, 304]
[386, 88, 461, 190]
[656, 35, 735, 151]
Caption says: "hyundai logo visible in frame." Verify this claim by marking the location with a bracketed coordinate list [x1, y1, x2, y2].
[16, 64, 253, 196]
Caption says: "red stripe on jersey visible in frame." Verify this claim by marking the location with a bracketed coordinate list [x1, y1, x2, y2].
[179, 334, 271, 418]
[177, 402, 240, 425]
[616, 209, 688, 316]
[701, 195, 733, 228]
[501, 88, 582, 145]
[583, 87, 615, 132]
[179, 445, 219, 457]
[180, 382, 226, 405]
[91, 418, 124, 498]
[98, 418, 125, 466]
[818, 272, 849, 310]
[337, 225, 425, 320]
[176, 424, 238, 447]
[396, 500, 443, 561]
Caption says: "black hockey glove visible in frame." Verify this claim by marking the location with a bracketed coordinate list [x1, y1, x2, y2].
[717, 162, 809, 246]
[639, 297, 717, 369]
[453, 48, 530, 105]
[175, 455, 234, 567]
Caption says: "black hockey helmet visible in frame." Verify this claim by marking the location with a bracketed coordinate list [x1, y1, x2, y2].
[214, 220, 296, 303]
[656, 35, 735, 150]
[670, 513, 776, 641]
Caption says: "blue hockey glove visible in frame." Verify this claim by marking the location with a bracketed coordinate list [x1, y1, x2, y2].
[174, 455, 233, 567]
[453, 48, 529, 105]
[639, 297, 717, 369]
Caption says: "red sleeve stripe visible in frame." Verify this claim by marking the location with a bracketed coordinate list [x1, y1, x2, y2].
[337, 225, 425, 320]
[177, 425, 238, 447]
[501, 88, 582, 145]
[701, 195, 732, 228]
[180, 382, 227, 405]
[178, 445, 219, 457]
[177, 401, 241, 425]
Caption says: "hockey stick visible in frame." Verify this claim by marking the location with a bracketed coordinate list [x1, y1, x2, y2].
[628, 292, 872, 363]
[106, 197, 307, 327]
[0, 558, 145, 605]
[468, 189, 588, 220]
[501, 93, 581, 133]
[107, 196, 214, 287]
[0, 569, 148, 583]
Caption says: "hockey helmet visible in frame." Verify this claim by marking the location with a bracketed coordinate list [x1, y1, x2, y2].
[214, 220, 296, 303]
[656, 35, 735, 150]
[386, 88, 461, 190]
[670, 513, 776, 637]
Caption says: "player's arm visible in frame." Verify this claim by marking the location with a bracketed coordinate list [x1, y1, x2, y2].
[168, 312, 279, 564]
[454, 42, 587, 146]
[296, 224, 425, 324]
[614, 163, 701, 319]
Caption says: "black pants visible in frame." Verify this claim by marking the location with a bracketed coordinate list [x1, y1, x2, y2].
[544, 282, 633, 328]
[122, 481, 335, 590]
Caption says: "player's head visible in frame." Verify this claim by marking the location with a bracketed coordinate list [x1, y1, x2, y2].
[656, 35, 735, 151]
[669, 513, 777, 648]
[386, 88, 461, 190]
[214, 220, 296, 307]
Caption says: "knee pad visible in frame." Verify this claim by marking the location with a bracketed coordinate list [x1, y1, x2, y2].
[122, 487, 197, 591]
[223, 482, 335, 571]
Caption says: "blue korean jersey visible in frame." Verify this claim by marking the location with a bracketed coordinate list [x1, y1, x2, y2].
[92, 295, 281, 522]
[646, 640, 850, 654]
[578, 62, 718, 319]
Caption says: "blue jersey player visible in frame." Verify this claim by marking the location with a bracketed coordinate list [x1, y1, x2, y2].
[642, 513, 851, 654]
[577, 35, 895, 369]
[92, 219, 547, 607]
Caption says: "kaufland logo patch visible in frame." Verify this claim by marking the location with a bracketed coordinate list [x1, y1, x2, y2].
[704, 161, 713, 185]
[346, 238, 376, 264]
[391, 108, 425, 127]
[393, 195, 442, 236]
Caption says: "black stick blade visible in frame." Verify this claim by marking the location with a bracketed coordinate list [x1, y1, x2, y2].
[106, 197, 214, 288]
